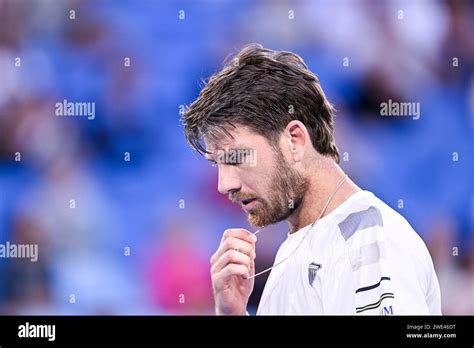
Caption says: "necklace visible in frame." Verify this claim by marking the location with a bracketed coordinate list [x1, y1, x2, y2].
[246, 174, 348, 280]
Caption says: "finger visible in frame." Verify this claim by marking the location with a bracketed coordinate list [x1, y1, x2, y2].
[213, 263, 249, 285]
[242, 262, 255, 280]
[249, 258, 255, 276]
[211, 237, 255, 265]
[221, 228, 257, 245]
[211, 249, 252, 276]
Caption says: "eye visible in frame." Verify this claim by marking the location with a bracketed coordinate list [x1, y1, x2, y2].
[230, 154, 247, 166]
[226, 160, 242, 166]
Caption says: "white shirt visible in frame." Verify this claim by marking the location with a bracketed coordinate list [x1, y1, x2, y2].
[256, 190, 441, 315]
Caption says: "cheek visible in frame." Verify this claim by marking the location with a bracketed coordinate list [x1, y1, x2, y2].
[242, 166, 272, 196]
[241, 144, 276, 191]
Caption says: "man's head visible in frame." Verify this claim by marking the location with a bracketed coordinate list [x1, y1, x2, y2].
[182, 44, 339, 227]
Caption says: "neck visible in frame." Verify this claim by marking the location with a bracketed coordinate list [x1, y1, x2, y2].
[287, 161, 361, 233]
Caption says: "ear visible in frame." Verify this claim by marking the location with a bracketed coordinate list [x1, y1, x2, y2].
[284, 120, 309, 162]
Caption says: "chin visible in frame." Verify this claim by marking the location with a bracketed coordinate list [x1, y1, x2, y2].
[247, 212, 270, 228]
[247, 212, 285, 228]
[248, 215, 265, 228]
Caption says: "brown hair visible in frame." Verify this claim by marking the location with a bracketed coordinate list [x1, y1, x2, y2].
[182, 44, 340, 163]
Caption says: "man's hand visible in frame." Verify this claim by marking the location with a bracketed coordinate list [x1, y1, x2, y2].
[210, 228, 257, 315]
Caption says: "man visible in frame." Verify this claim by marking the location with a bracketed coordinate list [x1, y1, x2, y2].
[181, 44, 441, 315]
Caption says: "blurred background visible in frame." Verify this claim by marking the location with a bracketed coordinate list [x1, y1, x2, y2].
[0, 0, 472, 315]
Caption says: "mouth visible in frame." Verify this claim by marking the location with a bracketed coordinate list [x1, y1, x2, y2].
[241, 198, 255, 205]
[239, 198, 259, 212]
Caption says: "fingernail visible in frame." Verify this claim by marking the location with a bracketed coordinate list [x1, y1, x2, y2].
[250, 234, 257, 242]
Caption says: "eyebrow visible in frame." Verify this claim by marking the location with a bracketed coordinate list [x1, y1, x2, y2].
[205, 147, 246, 158]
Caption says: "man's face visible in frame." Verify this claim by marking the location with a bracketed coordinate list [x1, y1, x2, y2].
[205, 127, 308, 227]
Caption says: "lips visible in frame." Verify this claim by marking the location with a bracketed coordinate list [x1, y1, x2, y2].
[240, 198, 258, 212]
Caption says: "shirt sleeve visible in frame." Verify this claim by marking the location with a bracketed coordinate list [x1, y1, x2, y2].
[342, 227, 439, 314]
[318, 230, 397, 315]
[347, 239, 396, 315]
[332, 206, 397, 315]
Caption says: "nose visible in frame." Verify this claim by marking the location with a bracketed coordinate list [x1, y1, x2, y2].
[217, 165, 241, 195]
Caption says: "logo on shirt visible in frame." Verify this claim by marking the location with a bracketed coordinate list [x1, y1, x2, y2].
[380, 305, 394, 315]
[308, 262, 322, 286]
